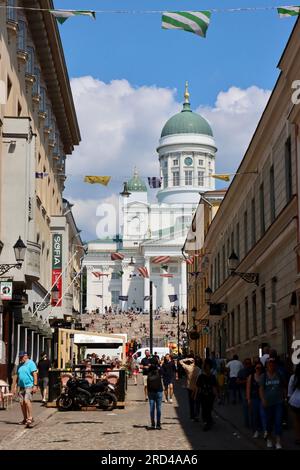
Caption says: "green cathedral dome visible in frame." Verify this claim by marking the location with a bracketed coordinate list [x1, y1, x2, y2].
[161, 83, 213, 138]
[127, 168, 147, 192]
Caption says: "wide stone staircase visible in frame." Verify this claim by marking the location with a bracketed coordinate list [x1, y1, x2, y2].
[80, 311, 181, 345]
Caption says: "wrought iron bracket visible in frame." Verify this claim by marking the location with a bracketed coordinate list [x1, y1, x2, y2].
[233, 271, 259, 286]
[0, 263, 21, 276]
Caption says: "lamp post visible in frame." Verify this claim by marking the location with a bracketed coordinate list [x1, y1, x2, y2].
[120, 182, 131, 197]
[0, 236, 27, 276]
[51, 284, 60, 306]
[177, 309, 186, 356]
[205, 287, 212, 304]
[228, 250, 259, 285]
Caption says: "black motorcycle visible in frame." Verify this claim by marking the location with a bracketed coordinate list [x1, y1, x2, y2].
[57, 376, 117, 411]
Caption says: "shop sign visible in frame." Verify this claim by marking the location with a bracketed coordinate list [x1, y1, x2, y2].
[0, 281, 13, 300]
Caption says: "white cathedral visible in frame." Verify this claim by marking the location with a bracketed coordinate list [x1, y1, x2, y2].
[84, 84, 218, 313]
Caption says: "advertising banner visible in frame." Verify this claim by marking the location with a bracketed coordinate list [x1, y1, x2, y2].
[52, 234, 62, 306]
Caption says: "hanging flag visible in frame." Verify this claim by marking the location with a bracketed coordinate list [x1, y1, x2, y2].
[111, 252, 124, 261]
[152, 256, 171, 264]
[84, 176, 111, 186]
[211, 174, 231, 182]
[118, 270, 124, 277]
[277, 6, 300, 17]
[35, 172, 49, 179]
[119, 295, 128, 301]
[137, 267, 149, 278]
[169, 294, 178, 302]
[50, 10, 96, 24]
[160, 274, 174, 278]
[162, 11, 211, 38]
[148, 177, 162, 188]
[161, 265, 169, 272]
[92, 272, 109, 278]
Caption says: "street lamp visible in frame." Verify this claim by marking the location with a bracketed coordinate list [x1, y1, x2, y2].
[0, 236, 27, 276]
[120, 182, 131, 197]
[51, 284, 60, 305]
[228, 250, 259, 285]
[191, 306, 197, 321]
[205, 286, 212, 304]
[129, 257, 135, 266]
[189, 306, 200, 340]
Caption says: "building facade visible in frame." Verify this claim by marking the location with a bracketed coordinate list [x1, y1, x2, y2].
[84, 85, 218, 315]
[186, 19, 300, 361]
[0, 1, 80, 381]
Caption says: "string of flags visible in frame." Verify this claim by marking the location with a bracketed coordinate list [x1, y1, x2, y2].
[2, 5, 300, 40]
[83, 172, 257, 188]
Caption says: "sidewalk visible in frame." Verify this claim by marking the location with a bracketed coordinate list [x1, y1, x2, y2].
[0, 397, 57, 446]
[214, 401, 300, 450]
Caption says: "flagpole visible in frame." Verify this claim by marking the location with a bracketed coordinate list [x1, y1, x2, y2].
[149, 280, 153, 355]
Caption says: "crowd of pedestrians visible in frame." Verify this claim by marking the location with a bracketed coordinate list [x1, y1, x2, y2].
[128, 346, 300, 448]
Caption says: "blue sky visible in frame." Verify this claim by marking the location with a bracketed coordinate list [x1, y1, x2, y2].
[52, 1, 296, 240]
[55, 1, 294, 105]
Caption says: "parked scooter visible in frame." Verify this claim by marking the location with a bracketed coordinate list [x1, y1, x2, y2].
[57, 376, 117, 411]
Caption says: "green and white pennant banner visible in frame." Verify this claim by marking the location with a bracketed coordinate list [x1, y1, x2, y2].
[277, 6, 300, 17]
[50, 10, 96, 24]
[162, 11, 211, 38]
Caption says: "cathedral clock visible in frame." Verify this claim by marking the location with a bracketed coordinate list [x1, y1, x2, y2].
[184, 156, 193, 166]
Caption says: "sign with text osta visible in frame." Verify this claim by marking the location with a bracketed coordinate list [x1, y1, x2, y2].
[52, 233, 62, 306]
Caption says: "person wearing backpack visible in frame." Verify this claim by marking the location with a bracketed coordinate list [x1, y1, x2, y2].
[259, 357, 287, 449]
[147, 362, 163, 430]
[196, 358, 218, 431]
[288, 363, 300, 445]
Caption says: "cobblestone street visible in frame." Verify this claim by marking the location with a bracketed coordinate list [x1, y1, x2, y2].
[0, 378, 260, 451]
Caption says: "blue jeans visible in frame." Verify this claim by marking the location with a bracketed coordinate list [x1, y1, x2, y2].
[251, 397, 267, 432]
[265, 403, 283, 437]
[148, 391, 163, 426]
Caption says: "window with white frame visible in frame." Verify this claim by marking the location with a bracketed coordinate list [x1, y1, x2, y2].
[173, 171, 180, 186]
[185, 170, 193, 185]
[111, 291, 120, 305]
[198, 171, 204, 186]
[163, 172, 168, 188]
[198, 159, 204, 166]
[173, 159, 179, 166]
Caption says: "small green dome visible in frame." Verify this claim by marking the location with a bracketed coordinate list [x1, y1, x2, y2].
[127, 168, 147, 192]
[161, 83, 213, 138]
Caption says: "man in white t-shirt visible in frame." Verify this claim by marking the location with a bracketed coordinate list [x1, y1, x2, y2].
[226, 355, 243, 404]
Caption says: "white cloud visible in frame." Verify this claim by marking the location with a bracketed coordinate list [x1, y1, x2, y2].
[68, 77, 179, 177]
[69, 194, 119, 242]
[198, 86, 271, 173]
[66, 79, 271, 240]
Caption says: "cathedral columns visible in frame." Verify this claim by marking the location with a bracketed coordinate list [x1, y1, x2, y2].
[144, 258, 150, 312]
[161, 274, 169, 311]
[181, 260, 187, 310]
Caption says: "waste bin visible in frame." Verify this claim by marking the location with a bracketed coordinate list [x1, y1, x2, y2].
[48, 370, 62, 402]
